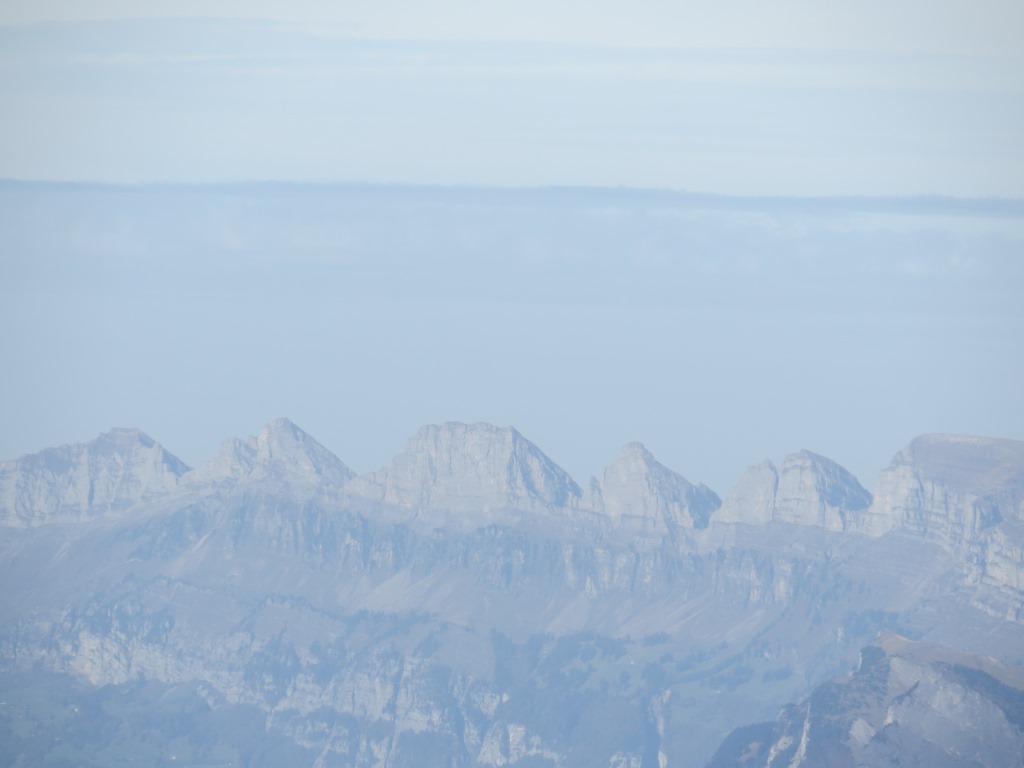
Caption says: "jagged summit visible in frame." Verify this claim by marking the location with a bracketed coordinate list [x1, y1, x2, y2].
[187, 417, 354, 490]
[713, 449, 871, 531]
[857, 433, 1024, 541]
[5, 424, 1022, 553]
[586, 441, 720, 531]
[344, 421, 582, 514]
[0, 428, 190, 526]
[92, 427, 183, 460]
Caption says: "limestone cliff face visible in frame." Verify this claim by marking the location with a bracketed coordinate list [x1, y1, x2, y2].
[344, 422, 583, 515]
[0, 428, 190, 526]
[712, 461, 778, 526]
[185, 417, 355, 494]
[858, 434, 1024, 542]
[707, 632, 1024, 768]
[981, 521, 1024, 593]
[713, 450, 871, 531]
[855, 434, 1024, 602]
[584, 442, 720, 534]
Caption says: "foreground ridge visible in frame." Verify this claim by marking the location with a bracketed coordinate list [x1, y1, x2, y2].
[707, 631, 1024, 768]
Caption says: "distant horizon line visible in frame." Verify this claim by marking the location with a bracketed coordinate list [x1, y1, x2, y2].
[3, 177, 1022, 215]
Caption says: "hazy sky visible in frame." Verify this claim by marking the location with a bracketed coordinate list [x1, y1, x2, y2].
[3, 1, 1023, 55]
[2, 183, 1022, 494]
[1, 3, 1022, 494]
[1, 2, 1022, 194]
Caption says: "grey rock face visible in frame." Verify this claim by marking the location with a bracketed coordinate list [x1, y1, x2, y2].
[857, 434, 1024, 600]
[585, 442, 720, 533]
[713, 450, 871, 531]
[1, 422, 1023, 768]
[981, 521, 1024, 593]
[707, 631, 1024, 768]
[344, 422, 582, 516]
[860, 434, 1024, 541]
[712, 460, 779, 526]
[186, 417, 355, 493]
[0, 428, 190, 526]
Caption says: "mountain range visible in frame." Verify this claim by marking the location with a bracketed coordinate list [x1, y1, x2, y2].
[1, 419, 1022, 767]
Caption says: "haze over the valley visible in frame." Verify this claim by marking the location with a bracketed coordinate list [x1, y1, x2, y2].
[2, 183, 1022, 496]
[2, 3, 1022, 493]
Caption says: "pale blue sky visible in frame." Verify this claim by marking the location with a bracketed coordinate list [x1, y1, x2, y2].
[1, 3, 1022, 494]
[2, 183, 1022, 494]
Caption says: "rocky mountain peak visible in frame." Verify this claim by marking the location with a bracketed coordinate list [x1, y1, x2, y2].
[777, 449, 872, 525]
[186, 418, 354, 491]
[586, 441, 720, 531]
[92, 427, 157, 452]
[712, 459, 778, 526]
[713, 450, 871, 531]
[617, 441, 654, 461]
[0, 428, 190, 526]
[344, 421, 582, 515]
[858, 433, 1024, 542]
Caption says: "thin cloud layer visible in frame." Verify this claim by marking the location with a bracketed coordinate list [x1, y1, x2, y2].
[0, 16, 1021, 194]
